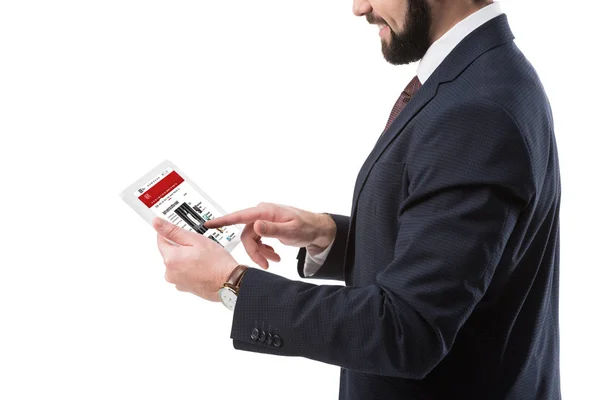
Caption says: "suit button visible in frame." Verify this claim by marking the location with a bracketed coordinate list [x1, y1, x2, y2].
[251, 328, 259, 340]
[265, 333, 273, 345]
[258, 330, 267, 342]
[272, 335, 282, 348]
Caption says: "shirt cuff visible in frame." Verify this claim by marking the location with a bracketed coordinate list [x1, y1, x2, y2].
[303, 239, 335, 277]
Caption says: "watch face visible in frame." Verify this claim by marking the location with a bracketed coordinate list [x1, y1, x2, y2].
[218, 287, 237, 311]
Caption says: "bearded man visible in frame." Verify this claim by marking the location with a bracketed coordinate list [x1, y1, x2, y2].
[154, 1, 561, 398]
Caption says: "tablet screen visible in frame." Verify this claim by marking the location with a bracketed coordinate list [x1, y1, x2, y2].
[133, 166, 238, 247]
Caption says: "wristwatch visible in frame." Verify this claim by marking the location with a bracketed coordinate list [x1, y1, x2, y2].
[218, 265, 249, 311]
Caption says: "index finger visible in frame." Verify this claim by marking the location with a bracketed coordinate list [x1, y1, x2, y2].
[204, 207, 270, 228]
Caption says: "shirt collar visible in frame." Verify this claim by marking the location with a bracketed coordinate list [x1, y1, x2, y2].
[417, 2, 504, 84]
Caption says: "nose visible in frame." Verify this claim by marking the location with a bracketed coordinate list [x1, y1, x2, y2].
[353, 0, 372, 17]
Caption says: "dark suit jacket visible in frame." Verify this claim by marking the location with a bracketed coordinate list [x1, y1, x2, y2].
[230, 14, 561, 400]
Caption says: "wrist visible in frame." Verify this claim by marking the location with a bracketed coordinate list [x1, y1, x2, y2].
[307, 213, 336, 256]
[218, 264, 249, 311]
[221, 260, 241, 287]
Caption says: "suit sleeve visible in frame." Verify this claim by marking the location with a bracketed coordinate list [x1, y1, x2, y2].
[296, 213, 350, 281]
[230, 101, 535, 379]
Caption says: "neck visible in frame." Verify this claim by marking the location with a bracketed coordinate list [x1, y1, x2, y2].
[428, 0, 493, 44]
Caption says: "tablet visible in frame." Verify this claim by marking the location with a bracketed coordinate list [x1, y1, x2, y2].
[119, 160, 241, 253]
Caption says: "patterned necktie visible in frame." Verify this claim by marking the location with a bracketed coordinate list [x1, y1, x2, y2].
[382, 75, 422, 134]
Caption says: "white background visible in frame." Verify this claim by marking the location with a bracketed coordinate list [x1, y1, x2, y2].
[0, 0, 598, 398]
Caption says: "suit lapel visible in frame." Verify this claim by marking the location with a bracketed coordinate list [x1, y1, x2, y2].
[350, 79, 438, 216]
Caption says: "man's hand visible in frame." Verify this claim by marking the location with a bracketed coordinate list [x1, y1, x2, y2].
[152, 217, 239, 302]
[204, 202, 336, 269]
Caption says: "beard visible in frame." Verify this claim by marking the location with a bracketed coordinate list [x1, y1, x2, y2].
[369, 0, 432, 65]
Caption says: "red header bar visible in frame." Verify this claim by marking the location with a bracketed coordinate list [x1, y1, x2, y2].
[138, 171, 184, 208]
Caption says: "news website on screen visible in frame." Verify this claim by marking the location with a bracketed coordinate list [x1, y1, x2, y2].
[135, 167, 237, 247]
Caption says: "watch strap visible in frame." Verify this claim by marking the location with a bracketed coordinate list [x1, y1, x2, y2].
[225, 265, 249, 291]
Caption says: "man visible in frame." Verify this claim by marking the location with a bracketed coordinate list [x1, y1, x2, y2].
[152, 0, 561, 398]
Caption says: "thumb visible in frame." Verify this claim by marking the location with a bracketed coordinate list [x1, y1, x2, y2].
[254, 220, 294, 240]
[152, 217, 197, 246]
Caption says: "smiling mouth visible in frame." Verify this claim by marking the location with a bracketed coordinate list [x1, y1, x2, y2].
[367, 14, 391, 38]
[375, 23, 391, 38]
[370, 18, 390, 32]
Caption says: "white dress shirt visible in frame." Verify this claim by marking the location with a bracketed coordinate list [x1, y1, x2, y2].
[303, 2, 504, 277]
